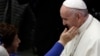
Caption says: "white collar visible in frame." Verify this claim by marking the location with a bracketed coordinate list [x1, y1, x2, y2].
[79, 14, 93, 33]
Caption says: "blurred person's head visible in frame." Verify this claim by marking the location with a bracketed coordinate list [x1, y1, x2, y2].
[60, 0, 89, 30]
[0, 23, 21, 54]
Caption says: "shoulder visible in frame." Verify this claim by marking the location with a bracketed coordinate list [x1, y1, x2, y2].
[80, 17, 100, 45]
[0, 46, 9, 56]
[85, 18, 100, 39]
[0, 46, 5, 52]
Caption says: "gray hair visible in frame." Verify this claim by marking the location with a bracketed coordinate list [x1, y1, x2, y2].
[69, 8, 88, 17]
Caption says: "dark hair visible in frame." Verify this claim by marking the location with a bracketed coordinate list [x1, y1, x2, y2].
[0, 23, 17, 48]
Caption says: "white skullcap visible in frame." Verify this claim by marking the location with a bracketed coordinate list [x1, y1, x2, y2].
[63, 0, 87, 9]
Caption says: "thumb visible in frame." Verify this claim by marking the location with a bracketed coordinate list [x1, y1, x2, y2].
[63, 28, 67, 33]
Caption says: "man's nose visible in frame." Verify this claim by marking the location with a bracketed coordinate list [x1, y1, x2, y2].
[63, 21, 66, 26]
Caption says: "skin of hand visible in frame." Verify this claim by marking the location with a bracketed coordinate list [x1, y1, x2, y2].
[58, 26, 78, 46]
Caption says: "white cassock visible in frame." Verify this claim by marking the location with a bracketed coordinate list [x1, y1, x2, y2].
[0, 45, 9, 56]
[60, 14, 100, 56]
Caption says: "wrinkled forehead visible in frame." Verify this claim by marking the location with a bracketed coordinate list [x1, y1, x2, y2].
[60, 5, 72, 17]
[60, 5, 67, 13]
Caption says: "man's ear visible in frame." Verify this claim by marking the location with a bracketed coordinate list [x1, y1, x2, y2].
[76, 12, 82, 23]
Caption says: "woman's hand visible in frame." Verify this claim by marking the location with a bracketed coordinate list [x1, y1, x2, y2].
[58, 26, 78, 46]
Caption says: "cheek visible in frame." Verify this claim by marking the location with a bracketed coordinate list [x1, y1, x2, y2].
[71, 20, 78, 27]
[10, 42, 19, 52]
[12, 41, 20, 49]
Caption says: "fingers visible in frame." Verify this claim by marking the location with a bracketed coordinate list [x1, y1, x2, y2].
[59, 26, 78, 46]
[62, 26, 78, 36]
[67, 26, 77, 34]
[62, 28, 68, 33]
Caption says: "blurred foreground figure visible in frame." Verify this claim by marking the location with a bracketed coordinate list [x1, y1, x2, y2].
[0, 23, 21, 56]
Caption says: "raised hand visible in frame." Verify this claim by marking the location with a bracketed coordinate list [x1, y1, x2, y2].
[58, 26, 78, 46]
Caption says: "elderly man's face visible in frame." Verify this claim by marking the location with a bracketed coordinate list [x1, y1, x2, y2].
[60, 6, 79, 30]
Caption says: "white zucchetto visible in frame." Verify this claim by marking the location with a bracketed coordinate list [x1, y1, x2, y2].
[63, 0, 87, 9]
